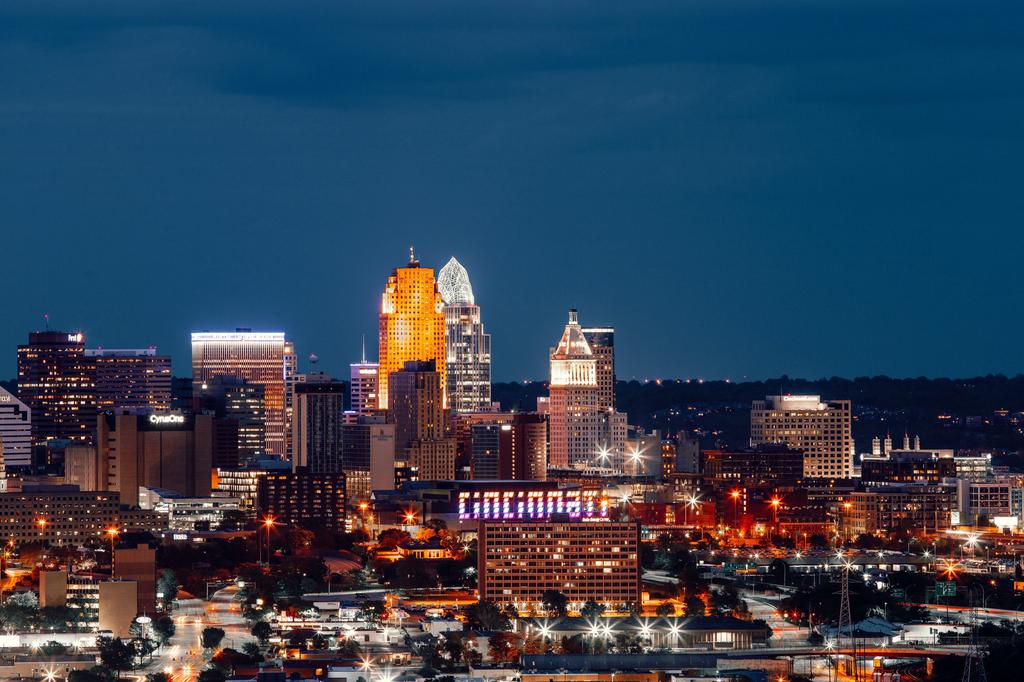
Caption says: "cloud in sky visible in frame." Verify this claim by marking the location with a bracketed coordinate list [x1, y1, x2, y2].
[2, 0, 1023, 380]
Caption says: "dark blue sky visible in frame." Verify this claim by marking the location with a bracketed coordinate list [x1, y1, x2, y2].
[3, 1, 1023, 382]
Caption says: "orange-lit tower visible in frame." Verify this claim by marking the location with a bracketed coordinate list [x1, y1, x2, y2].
[378, 248, 446, 409]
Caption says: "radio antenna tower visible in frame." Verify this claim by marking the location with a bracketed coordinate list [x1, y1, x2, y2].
[838, 555, 861, 682]
[962, 586, 988, 682]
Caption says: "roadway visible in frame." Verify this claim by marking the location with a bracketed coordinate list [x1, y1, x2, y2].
[910, 602, 1024, 623]
[138, 586, 253, 682]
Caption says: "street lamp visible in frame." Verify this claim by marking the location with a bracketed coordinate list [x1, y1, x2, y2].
[730, 490, 742, 529]
[107, 526, 120, 569]
[769, 497, 782, 545]
[262, 516, 276, 565]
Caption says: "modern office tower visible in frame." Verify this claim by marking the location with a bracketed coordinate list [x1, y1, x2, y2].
[501, 414, 548, 480]
[0, 386, 31, 470]
[196, 376, 266, 464]
[750, 395, 855, 478]
[478, 519, 640, 610]
[475, 413, 547, 481]
[283, 341, 297, 460]
[257, 467, 347, 530]
[437, 257, 492, 413]
[191, 330, 289, 457]
[378, 249, 446, 409]
[96, 413, 214, 506]
[581, 326, 615, 411]
[292, 373, 345, 473]
[17, 331, 97, 445]
[548, 309, 602, 468]
[388, 360, 456, 479]
[85, 348, 172, 414]
[470, 423, 501, 479]
[349, 361, 380, 415]
[113, 542, 156, 615]
[341, 416, 396, 502]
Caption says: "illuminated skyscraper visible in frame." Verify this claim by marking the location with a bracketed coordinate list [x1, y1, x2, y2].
[377, 249, 446, 409]
[191, 330, 289, 457]
[548, 309, 603, 468]
[438, 257, 491, 413]
[17, 331, 96, 445]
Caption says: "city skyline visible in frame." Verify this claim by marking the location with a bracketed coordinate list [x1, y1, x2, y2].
[5, 2, 1024, 384]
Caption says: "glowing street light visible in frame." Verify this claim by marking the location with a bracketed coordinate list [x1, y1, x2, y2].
[639, 619, 652, 639]
[730, 489, 742, 527]
[261, 515, 275, 565]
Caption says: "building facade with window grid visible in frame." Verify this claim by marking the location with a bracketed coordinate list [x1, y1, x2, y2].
[478, 518, 640, 610]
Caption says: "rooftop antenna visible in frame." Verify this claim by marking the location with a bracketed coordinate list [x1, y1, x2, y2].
[361, 334, 367, 364]
[43, 313, 50, 331]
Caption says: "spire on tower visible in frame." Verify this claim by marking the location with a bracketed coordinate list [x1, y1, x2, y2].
[408, 245, 419, 266]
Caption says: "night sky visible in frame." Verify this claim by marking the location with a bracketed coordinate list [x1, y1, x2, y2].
[3, 1, 1023, 382]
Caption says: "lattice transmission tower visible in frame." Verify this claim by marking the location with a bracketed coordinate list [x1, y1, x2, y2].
[837, 558, 860, 682]
[962, 586, 988, 682]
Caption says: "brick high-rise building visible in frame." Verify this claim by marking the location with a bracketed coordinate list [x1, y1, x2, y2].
[97, 413, 214, 506]
[17, 331, 96, 445]
[377, 249, 446, 409]
[85, 348, 171, 414]
[478, 518, 640, 610]
[750, 395, 855, 479]
[388, 360, 456, 480]
[191, 330, 290, 457]
[468, 413, 547, 481]
[291, 374, 346, 473]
